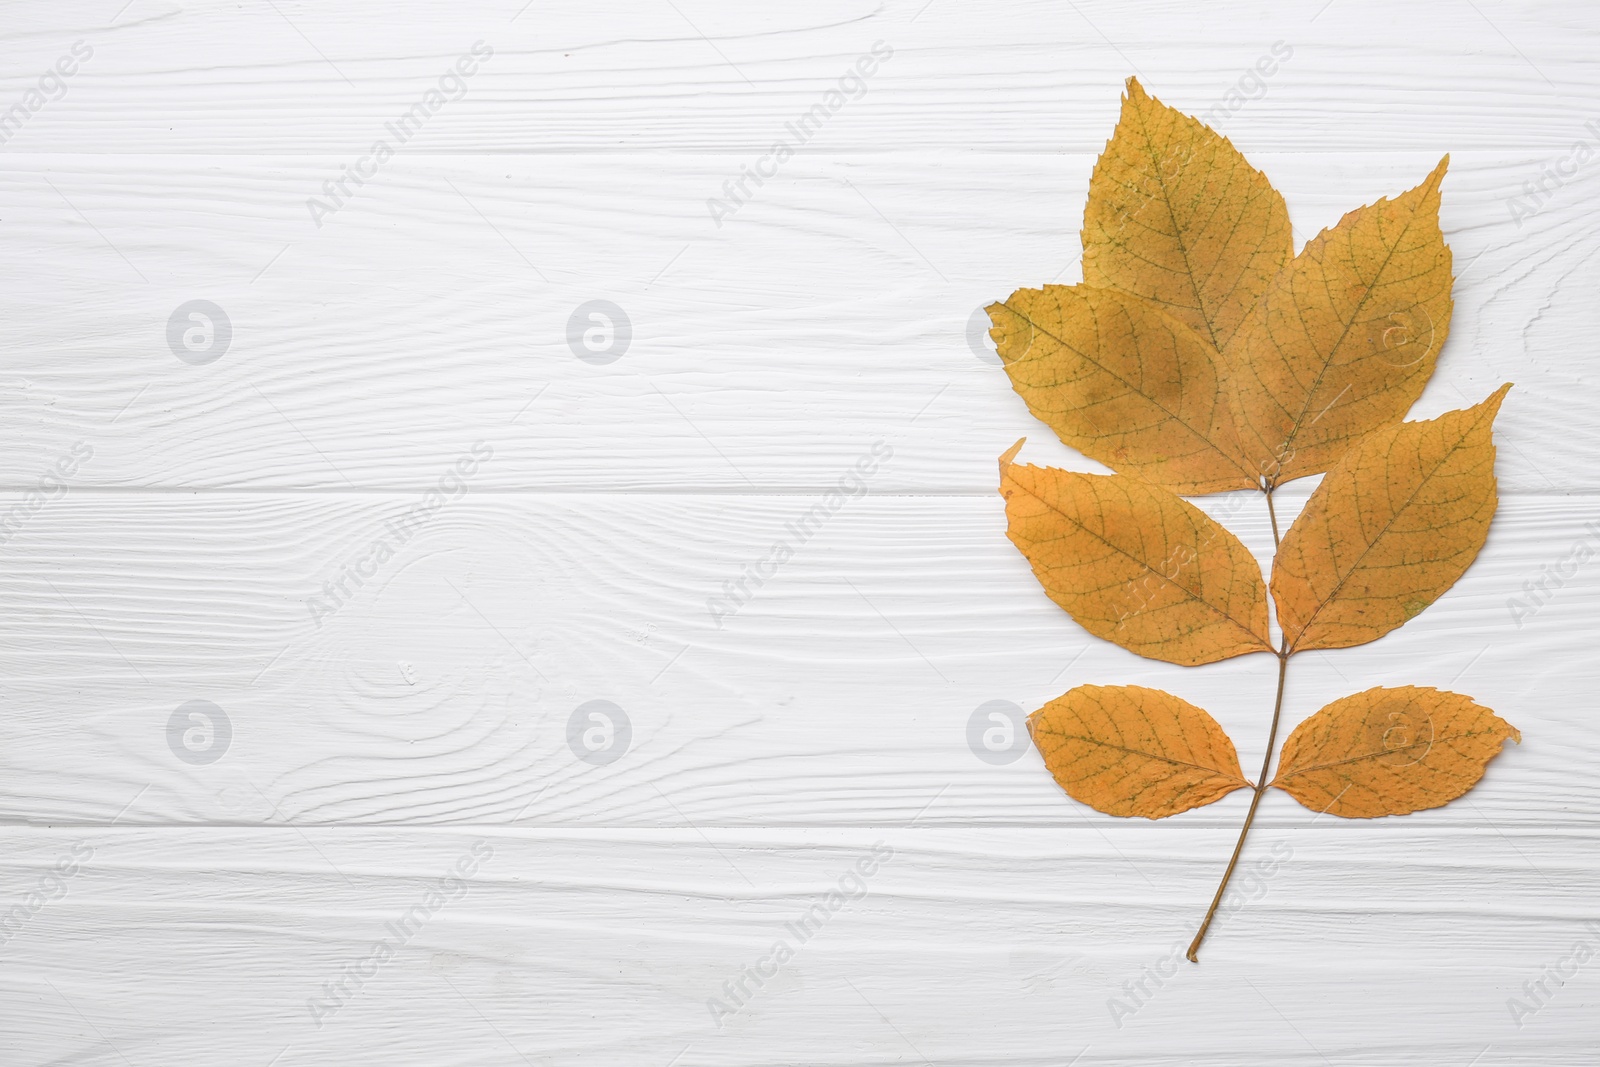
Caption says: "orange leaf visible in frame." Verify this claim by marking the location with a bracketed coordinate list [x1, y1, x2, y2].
[986, 284, 1258, 495]
[999, 441, 1273, 666]
[1270, 687, 1520, 818]
[1272, 384, 1509, 652]
[1082, 77, 1292, 355]
[978, 80, 1524, 958]
[1031, 685, 1251, 818]
[1227, 159, 1454, 487]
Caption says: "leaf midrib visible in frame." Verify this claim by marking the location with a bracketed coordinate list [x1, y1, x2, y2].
[1007, 467, 1272, 650]
[1139, 108, 1217, 351]
[1283, 400, 1494, 651]
[1272, 727, 1507, 779]
[1038, 727, 1252, 786]
[1270, 180, 1440, 485]
[1002, 299, 1259, 487]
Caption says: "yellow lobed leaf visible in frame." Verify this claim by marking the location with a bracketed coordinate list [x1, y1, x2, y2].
[1228, 158, 1455, 487]
[1082, 77, 1292, 355]
[1270, 686, 1520, 818]
[986, 284, 1258, 495]
[1272, 384, 1509, 652]
[999, 442, 1273, 666]
[1030, 685, 1250, 818]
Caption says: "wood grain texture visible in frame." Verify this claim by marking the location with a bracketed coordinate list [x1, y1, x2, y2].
[2, 827, 1596, 1065]
[0, 490, 1590, 829]
[0, 151, 1593, 491]
[0, 1, 1596, 152]
[2, 0, 1597, 1062]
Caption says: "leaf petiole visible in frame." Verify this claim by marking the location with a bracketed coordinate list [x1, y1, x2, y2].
[1186, 644, 1289, 962]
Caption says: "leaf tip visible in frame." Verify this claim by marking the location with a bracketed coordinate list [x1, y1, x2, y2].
[998, 438, 1026, 480]
[1479, 381, 1513, 419]
[1412, 154, 1450, 201]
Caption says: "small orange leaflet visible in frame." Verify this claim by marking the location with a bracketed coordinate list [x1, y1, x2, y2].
[1030, 685, 1251, 818]
[1271, 687, 1520, 819]
[1273, 385, 1509, 652]
[998, 441, 1272, 666]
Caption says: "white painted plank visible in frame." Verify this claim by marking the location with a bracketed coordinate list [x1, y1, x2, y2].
[0, 488, 1589, 826]
[0, 152, 1592, 490]
[0, 1, 1596, 152]
[1, 827, 1595, 1065]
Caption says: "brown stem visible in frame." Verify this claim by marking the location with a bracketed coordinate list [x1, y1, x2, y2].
[1186, 647, 1289, 962]
[1265, 487, 1281, 548]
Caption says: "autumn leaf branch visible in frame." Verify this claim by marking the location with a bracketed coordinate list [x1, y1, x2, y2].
[984, 77, 1520, 961]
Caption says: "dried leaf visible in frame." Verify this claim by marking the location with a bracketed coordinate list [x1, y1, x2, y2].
[1228, 159, 1454, 487]
[998, 441, 1273, 665]
[986, 284, 1258, 494]
[1271, 687, 1520, 818]
[978, 80, 1522, 958]
[1272, 384, 1509, 652]
[1082, 77, 1292, 354]
[1031, 684, 1250, 818]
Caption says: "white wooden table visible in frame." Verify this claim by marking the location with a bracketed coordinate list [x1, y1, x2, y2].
[2, 1, 1597, 1063]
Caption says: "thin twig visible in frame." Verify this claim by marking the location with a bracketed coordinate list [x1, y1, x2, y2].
[1187, 644, 1289, 962]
